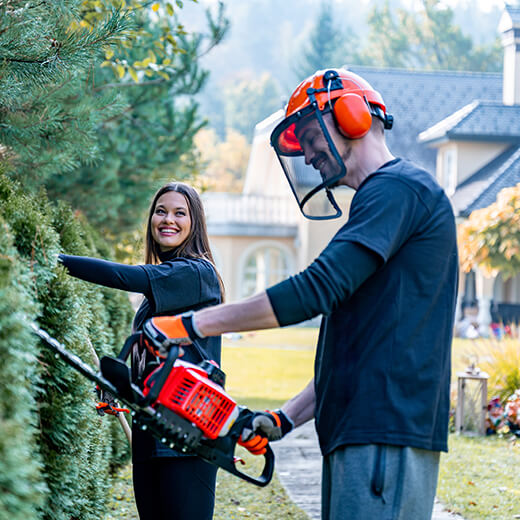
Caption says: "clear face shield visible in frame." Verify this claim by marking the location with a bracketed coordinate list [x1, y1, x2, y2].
[270, 104, 346, 220]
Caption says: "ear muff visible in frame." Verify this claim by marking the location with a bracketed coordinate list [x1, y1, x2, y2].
[332, 93, 372, 139]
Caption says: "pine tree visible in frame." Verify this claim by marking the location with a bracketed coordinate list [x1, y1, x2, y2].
[43, 2, 229, 236]
[293, 1, 360, 81]
[0, 1, 129, 182]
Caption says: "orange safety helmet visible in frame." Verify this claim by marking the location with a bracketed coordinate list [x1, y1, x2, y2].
[270, 68, 393, 219]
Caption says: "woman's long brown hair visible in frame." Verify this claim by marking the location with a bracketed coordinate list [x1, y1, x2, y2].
[144, 182, 225, 300]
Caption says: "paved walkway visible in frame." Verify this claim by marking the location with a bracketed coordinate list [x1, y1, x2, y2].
[271, 421, 466, 520]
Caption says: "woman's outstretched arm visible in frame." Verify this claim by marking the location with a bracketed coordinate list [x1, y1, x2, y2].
[59, 254, 151, 296]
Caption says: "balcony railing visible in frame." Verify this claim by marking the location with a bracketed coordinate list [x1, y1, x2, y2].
[202, 193, 299, 226]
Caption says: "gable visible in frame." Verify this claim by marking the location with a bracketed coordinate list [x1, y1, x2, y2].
[452, 145, 520, 217]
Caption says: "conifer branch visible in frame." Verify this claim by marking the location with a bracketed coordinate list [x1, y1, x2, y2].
[93, 77, 169, 91]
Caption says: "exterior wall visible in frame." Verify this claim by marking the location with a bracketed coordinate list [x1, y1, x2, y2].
[456, 141, 510, 183]
[436, 141, 510, 189]
[208, 234, 297, 302]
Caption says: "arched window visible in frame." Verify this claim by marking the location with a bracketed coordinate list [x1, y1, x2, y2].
[240, 245, 291, 298]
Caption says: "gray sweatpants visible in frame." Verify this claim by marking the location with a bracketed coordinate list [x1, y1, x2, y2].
[322, 444, 440, 520]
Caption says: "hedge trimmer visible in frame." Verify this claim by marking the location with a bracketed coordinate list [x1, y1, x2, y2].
[31, 323, 274, 487]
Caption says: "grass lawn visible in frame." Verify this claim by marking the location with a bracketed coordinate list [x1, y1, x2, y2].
[221, 328, 317, 410]
[106, 328, 520, 519]
[438, 434, 520, 519]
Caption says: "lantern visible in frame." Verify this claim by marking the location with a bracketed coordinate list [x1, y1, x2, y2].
[455, 364, 489, 436]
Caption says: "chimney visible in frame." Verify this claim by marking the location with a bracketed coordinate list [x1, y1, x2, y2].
[499, 5, 520, 105]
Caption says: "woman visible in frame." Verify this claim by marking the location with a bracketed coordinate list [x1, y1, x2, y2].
[59, 182, 224, 520]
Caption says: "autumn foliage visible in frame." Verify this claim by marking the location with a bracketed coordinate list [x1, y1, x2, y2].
[458, 183, 520, 278]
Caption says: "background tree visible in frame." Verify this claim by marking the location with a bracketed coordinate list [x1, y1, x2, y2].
[195, 127, 250, 192]
[361, 2, 414, 68]
[223, 72, 283, 142]
[363, 0, 502, 71]
[292, 0, 360, 81]
[458, 184, 520, 278]
[46, 2, 229, 236]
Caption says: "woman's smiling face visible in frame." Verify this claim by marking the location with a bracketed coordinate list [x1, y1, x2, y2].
[150, 191, 192, 252]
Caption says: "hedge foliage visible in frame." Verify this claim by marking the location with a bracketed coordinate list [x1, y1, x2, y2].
[0, 173, 134, 519]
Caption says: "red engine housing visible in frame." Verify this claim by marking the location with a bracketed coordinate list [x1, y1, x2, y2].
[143, 361, 237, 439]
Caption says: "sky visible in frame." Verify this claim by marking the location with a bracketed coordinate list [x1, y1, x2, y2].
[200, 0, 508, 9]
[400, 0, 506, 11]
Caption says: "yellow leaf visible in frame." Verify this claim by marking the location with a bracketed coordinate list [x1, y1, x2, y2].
[145, 69, 154, 77]
[148, 50, 157, 63]
[166, 2, 174, 15]
[105, 49, 114, 60]
[116, 64, 125, 79]
[162, 58, 172, 65]
[157, 71, 170, 80]
[152, 2, 160, 11]
[128, 67, 139, 83]
[100, 60, 112, 68]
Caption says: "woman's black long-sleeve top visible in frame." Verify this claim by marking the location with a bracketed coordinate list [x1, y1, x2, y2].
[59, 251, 222, 461]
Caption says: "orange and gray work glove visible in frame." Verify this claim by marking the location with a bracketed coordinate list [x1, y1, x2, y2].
[238, 410, 294, 455]
[142, 312, 203, 358]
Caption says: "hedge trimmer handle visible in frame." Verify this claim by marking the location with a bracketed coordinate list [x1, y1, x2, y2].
[218, 443, 275, 487]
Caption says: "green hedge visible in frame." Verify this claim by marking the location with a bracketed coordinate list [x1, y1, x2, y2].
[0, 174, 134, 519]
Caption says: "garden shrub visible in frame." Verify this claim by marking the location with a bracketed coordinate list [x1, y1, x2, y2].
[0, 174, 133, 519]
[0, 215, 46, 519]
[476, 338, 520, 403]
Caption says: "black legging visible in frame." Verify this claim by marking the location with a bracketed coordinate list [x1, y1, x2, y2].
[133, 457, 218, 520]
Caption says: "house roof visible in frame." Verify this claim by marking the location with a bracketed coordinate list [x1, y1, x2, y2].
[348, 66, 503, 173]
[451, 145, 520, 217]
[419, 102, 520, 143]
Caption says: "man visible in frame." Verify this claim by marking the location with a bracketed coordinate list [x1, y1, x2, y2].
[144, 68, 458, 519]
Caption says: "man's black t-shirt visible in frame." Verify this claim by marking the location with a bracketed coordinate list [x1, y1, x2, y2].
[267, 158, 458, 455]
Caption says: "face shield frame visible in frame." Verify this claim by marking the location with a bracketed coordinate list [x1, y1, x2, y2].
[270, 90, 346, 220]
